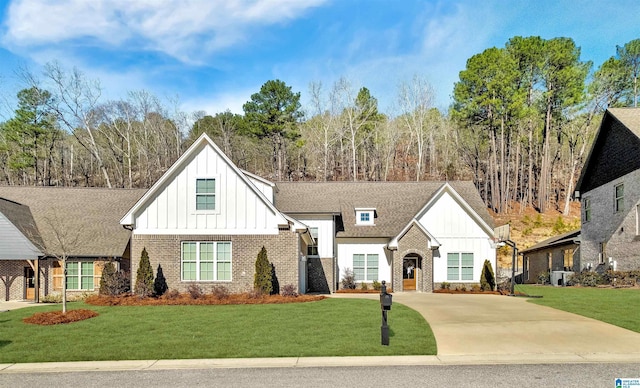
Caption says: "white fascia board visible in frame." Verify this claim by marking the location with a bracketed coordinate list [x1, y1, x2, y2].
[388, 219, 440, 250]
[131, 228, 282, 235]
[121, 133, 288, 227]
[417, 182, 494, 237]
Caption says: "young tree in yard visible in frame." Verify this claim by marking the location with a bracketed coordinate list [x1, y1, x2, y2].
[135, 248, 154, 297]
[153, 264, 168, 296]
[254, 246, 272, 294]
[480, 259, 496, 291]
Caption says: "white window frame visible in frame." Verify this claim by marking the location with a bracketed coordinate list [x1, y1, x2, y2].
[353, 253, 379, 281]
[181, 241, 232, 282]
[355, 208, 375, 225]
[195, 177, 219, 212]
[447, 252, 474, 281]
[65, 261, 94, 290]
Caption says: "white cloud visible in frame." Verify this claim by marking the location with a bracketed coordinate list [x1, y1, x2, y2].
[2, 0, 327, 62]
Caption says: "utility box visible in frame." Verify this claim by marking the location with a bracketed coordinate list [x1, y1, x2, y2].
[551, 271, 574, 286]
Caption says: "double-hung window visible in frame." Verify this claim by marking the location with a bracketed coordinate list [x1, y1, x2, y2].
[65, 261, 94, 290]
[307, 227, 319, 256]
[182, 241, 232, 281]
[615, 183, 624, 213]
[447, 253, 473, 281]
[353, 254, 378, 281]
[583, 197, 591, 222]
[196, 178, 216, 210]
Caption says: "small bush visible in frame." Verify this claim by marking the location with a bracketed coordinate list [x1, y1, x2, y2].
[281, 284, 298, 297]
[537, 272, 550, 285]
[372, 280, 382, 291]
[458, 284, 467, 292]
[248, 288, 264, 299]
[440, 282, 451, 290]
[601, 270, 640, 287]
[211, 285, 230, 299]
[162, 289, 180, 300]
[360, 282, 369, 290]
[533, 214, 543, 227]
[41, 293, 62, 303]
[341, 268, 357, 289]
[99, 262, 130, 296]
[567, 271, 602, 287]
[187, 284, 203, 299]
[521, 227, 533, 237]
[471, 284, 481, 292]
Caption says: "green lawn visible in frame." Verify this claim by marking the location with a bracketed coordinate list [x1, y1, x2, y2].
[0, 299, 436, 363]
[516, 284, 640, 333]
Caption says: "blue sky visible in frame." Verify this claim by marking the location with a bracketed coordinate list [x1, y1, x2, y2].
[1, 0, 639, 120]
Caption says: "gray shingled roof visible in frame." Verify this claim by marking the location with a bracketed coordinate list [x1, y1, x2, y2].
[608, 108, 640, 137]
[275, 181, 494, 238]
[519, 229, 581, 254]
[0, 187, 146, 257]
[0, 197, 44, 251]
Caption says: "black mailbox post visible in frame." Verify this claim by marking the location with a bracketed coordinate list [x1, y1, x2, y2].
[379, 280, 392, 345]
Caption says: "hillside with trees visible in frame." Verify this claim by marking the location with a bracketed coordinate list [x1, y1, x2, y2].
[1, 37, 639, 215]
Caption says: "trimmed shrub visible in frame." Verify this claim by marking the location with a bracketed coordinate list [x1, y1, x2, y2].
[341, 268, 356, 289]
[135, 248, 154, 297]
[360, 282, 369, 290]
[372, 280, 382, 291]
[567, 271, 602, 287]
[99, 261, 130, 296]
[153, 264, 168, 296]
[162, 289, 180, 300]
[480, 259, 496, 291]
[254, 246, 273, 295]
[440, 281, 451, 290]
[537, 271, 550, 285]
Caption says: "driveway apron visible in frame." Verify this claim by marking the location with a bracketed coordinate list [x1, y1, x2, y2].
[391, 293, 640, 356]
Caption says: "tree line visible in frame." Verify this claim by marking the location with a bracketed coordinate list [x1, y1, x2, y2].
[1, 37, 639, 214]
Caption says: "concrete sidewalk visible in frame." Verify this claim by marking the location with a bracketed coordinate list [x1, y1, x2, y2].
[0, 301, 37, 312]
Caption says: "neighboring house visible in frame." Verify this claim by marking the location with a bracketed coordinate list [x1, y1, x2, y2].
[575, 108, 640, 272]
[519, 229, 580, 284]
[0, 134, 497, 300]
[0, 187, 145, 301]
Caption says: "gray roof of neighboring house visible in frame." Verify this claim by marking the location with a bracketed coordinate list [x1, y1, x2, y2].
[519, 229, 581, 254]
[608, 108, 640, 137]
[0, 186, 146, 258]
[275, 181, 494, 238]
[0, 197, 44, 254]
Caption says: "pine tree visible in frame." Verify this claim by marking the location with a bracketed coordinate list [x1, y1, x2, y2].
[480, 259, 496, 291]
[254, 246, 272, 294]
[135, 248, 154, 297]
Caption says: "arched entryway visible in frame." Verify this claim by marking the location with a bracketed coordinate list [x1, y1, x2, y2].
[402, 255, 421, 291]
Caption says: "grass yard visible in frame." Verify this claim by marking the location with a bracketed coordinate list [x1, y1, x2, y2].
[516, 284, 640, 333]
[0, 298, 436, 363]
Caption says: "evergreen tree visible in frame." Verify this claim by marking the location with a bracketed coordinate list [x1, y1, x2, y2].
[135, 248, 154, 297]
[153, 264, 168, 296]
[480, 259, 496, 291]
[99, 261, 129, 296]
[254, 246, 272, 294]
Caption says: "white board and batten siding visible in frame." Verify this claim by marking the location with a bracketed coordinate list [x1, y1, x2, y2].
[418, 190, 495, 283]
[133, 144, 283, 235]
[294, 217, 335, 258]
[337, 239, 392, 284]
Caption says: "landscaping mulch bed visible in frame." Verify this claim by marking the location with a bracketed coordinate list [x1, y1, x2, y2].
[85, 292, 326, 306]
[22, 293, 326, 326]
[23, 309, 99, 325]
[335, 289, 392, 294]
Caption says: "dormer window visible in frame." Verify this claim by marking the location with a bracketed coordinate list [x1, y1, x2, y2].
[355, 208, 375, 225]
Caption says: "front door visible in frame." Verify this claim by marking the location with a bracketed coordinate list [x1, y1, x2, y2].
[24, 267, 35, 300]
[403, 258, 417, 291]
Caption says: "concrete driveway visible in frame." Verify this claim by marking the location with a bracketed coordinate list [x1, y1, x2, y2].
[393, 292, 640, 357]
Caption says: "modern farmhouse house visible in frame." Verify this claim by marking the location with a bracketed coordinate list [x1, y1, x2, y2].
[0, 133, 496, 300]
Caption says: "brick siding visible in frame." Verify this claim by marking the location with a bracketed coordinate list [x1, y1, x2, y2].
[393, 224, 434, 292]
[130, 231, 299, 294]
